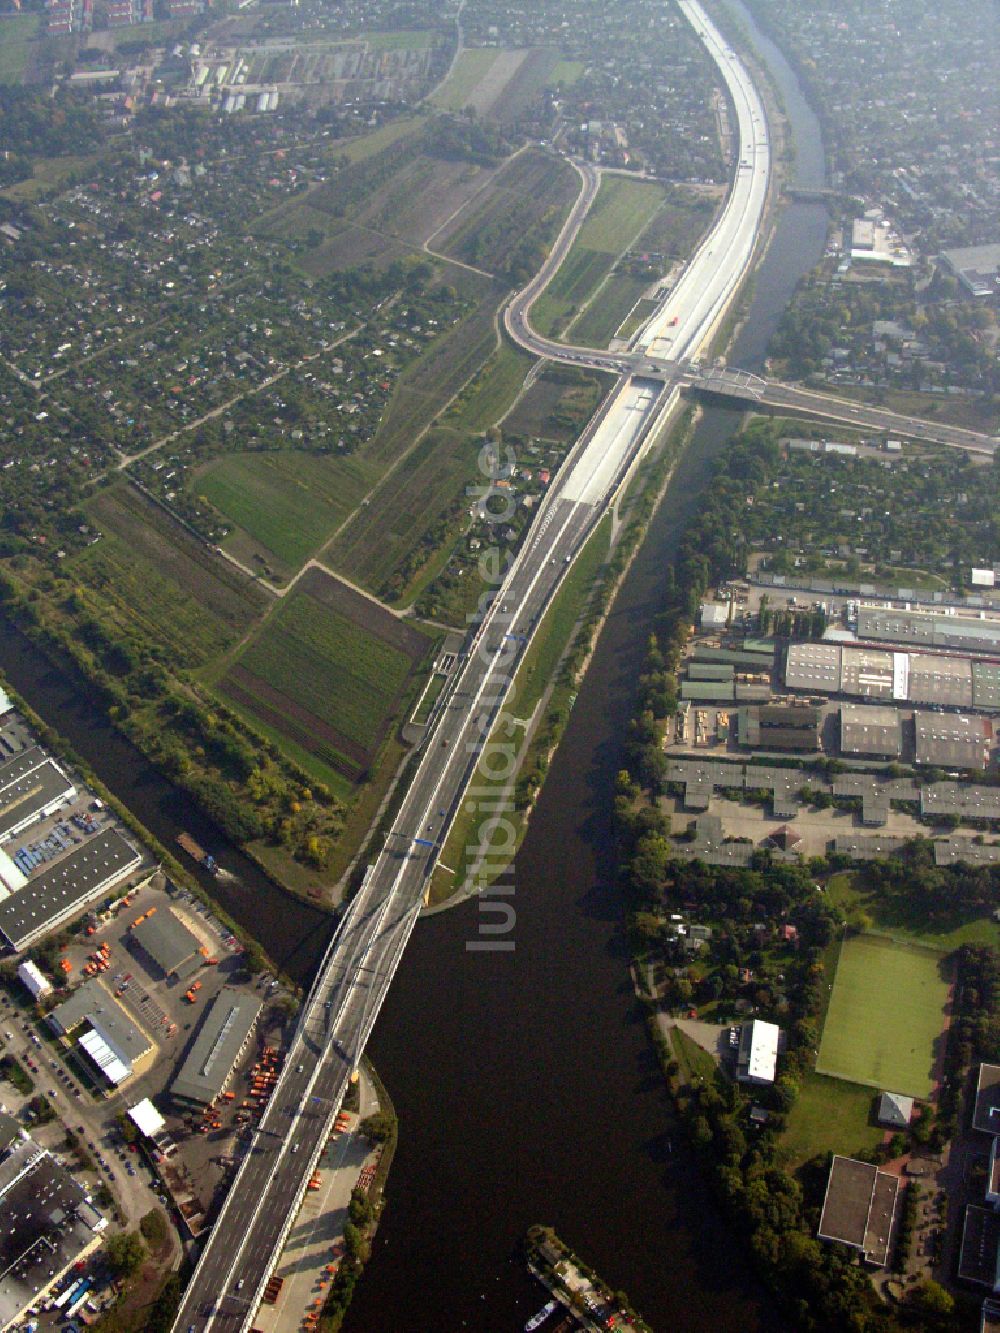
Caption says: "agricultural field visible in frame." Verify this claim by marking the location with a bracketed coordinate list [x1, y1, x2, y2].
[531, 176, 665, 338]
[75, 486, 268, 665]
[216, 568, 433, 784]
[503, 367, 609, 444]
[566, 272, 651, 347]
[436, 150, 580, 277]
[194, 450, 381, 579]
[430, 48, 506, 111]
[816, 934, 952, 1098]
[323, 423, 477, 600]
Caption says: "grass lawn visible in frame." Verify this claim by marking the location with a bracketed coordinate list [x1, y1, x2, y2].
[194, 450, 379, 576]
[566, 271, 651, 348]
[0, 14, 39, 83]
[363, 30, 436, 50]
[337, 115, 422, 165]
[779, 1071, 884, 1170]
[430, 49, 501, 110]
[576, 176, 665, 254]
[547, 58, 585, 86]
[816, 933, 951, 1098]
[671, 1026, 721, 1086]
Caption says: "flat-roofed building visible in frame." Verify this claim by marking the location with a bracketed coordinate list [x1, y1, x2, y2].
[47, 978, 153, 1089]
[840, 704, 902, 757]
[0, 757, 76, 846]
[858, 605, 1000, 655]
[131, 907, 203, 981]
[974, 1064, 1000, 1137]
[736, 1019, 779, 1085]
[915, 712, 992, 770]
[738, 704, 821, 751]
[0, 1109, 106, 1330]
[785, 642, 841, 693]
[817, 1155, 899, 1267]
[940, 243, 1000, 298]
[908, 653, 973, 708]
[839, 647, 896, 700]
[974, 662, 1000, 712]
[171, 986, 262, 1106]
[0, 827, 142, 952]
[959, 1205, 1000, 1290]
[700, 601, 729, 628]
[922, 783, 1000, 820]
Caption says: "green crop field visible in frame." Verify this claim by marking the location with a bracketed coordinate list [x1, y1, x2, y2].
[219, 583, 431, 779]
[531, 176, 664, 338]
[816, 934, 952, 1098]
[576, 176, 664, 253]
[566, 272, 651, 347]
[430, 49, 501, 110]
[195, 450, 379, 575]
[78, 487, 268, 657]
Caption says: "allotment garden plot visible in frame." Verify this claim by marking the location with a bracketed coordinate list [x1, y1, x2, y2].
[816, 934, 952, 1099]
[216, 569, 434, 785]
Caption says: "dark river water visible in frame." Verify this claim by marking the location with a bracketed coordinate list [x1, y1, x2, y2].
[0, 4, 828, 1330]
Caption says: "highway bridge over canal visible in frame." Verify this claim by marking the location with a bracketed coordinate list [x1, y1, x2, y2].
[173, 0, 995, 1326]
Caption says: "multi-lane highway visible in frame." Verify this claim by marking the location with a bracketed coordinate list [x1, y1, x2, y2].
[173, 373, 676, 1333]
[636, 0, 769, 363]
[173, 4, 775, 1328]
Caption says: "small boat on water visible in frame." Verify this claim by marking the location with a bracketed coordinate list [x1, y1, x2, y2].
[525, 1299, 559, 1331]
[177, 831, 220, 875]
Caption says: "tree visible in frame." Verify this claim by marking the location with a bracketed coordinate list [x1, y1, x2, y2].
[906, 1278, 954, 1319]
[359, 1111, 394, 1144]
[104, 1229, 147, 1279]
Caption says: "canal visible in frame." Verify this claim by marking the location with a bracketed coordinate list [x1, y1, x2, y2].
[0, 3, 828, 1329]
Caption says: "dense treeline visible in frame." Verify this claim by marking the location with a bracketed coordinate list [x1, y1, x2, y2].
[0, 87, 105, 186]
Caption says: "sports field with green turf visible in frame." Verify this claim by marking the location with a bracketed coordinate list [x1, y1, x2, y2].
[816, 934, 951, 1098]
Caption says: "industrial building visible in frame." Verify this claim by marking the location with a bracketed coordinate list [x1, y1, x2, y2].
[48, 978, 153, 1090]
[840, 704, 902, 758]
[939, 242, 1000, 298]
[736, 1019, 779, 1085]
[975, 661, 1000, 711]
[921, 783, 1000, 821]
[131, 907, 204, 981]
[737, 704, 821, 751]
[914, 712, 993, 770]
[15, 959, 51, 1002]
[817, 1155, 899, 1267]
[784, 641, 841, 693]
[0, 756, 76, 846]
[0, 1110, 106, 1330]
[839, 648, 896, 701]
[0, 827, 143, 952]
[786, 642, 983, 709]
[699, 601, 729, 629]
[170, 986, 262, 1106]
[858, 605, 1000, 655]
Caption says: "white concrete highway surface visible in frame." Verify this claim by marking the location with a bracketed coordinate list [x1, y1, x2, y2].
[636, 0, 769, 363]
